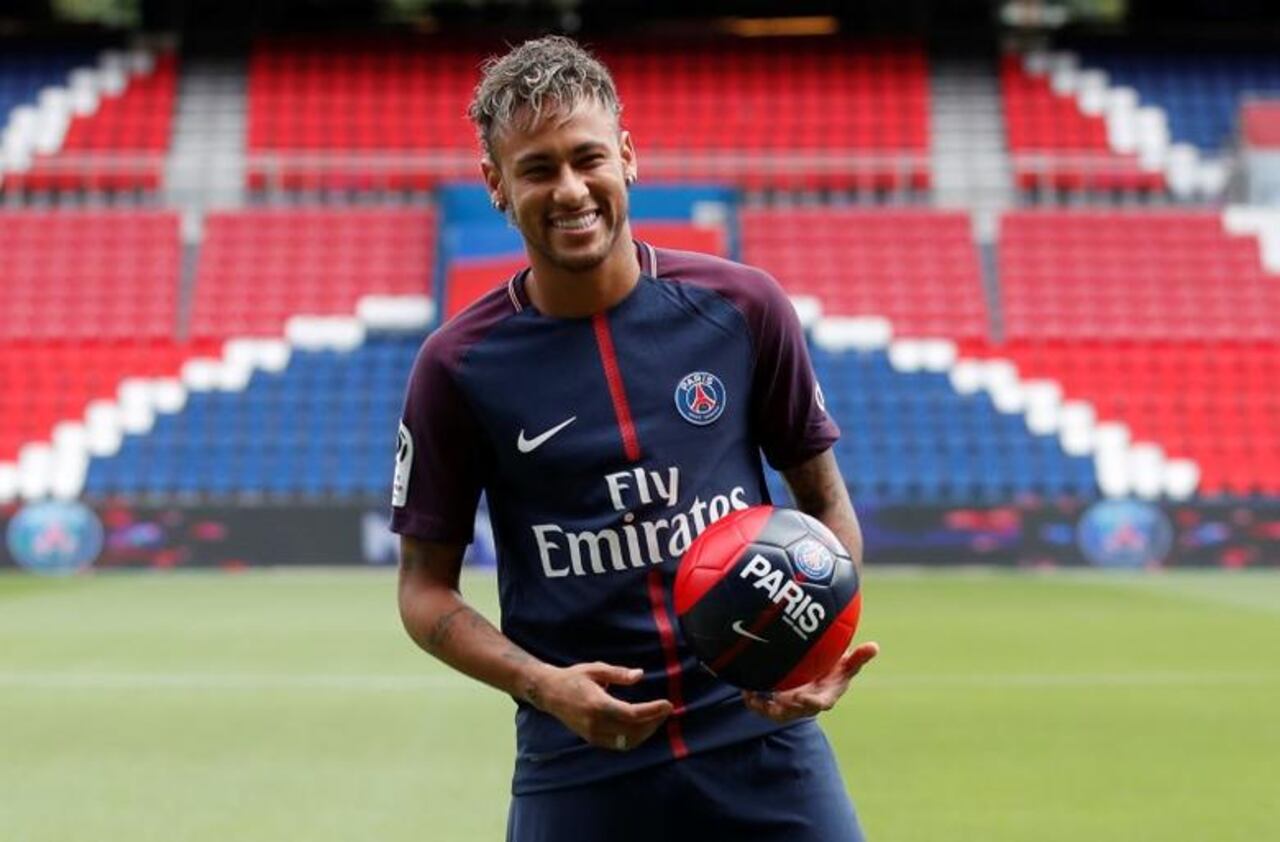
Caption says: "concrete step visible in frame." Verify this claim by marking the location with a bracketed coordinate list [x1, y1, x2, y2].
[164, 56, 248, 212]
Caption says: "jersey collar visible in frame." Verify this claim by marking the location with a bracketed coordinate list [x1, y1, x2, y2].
[506, 240, 657, 314]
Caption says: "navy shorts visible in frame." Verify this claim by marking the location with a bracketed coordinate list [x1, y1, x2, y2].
[506, 720, 865, 842]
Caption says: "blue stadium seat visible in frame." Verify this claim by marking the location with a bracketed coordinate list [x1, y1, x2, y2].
[1079, 50, 1280, 152]
[83, 333, 425, 500]
[0, 50, 95, 129]
[83, 333, 1100, 505]
[812, 346, 1099, 505]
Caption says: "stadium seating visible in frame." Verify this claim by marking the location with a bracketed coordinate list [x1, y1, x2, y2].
[967, 339, 1280, 497]
[82, 334, 420, 498]
[0, 210, 180, 340]
[246, 37, 929, 191]
[0, 210, 184, 464]
[1001, 54, 1163, 192]
[1242, 100, 1280, 148]
[605, 40, 930, 190]
[1077, 49, 1280, 154]
[741, 208, 987, 340]
[48, 207, 436, 499]
[4, 51, 177, 192]
[814, 346, 1098, 503]
[0, 48, 94, 122]
[0, 338, 217, 467]
[189, 207, 435, 338]
[999, 210, 1280, 340]
[987, 210, 1280, 496]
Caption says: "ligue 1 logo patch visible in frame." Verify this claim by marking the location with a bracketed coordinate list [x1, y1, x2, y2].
[675, 371, 726, 426]
[392, 421, 413, 508]
[789, 537, 835, 582]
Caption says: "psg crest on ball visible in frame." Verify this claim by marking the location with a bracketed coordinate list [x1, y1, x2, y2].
[674, 506, 862, 691]
[674, 371, 726, 426]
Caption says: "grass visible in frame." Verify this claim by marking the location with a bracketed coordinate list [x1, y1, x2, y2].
[1, 568, 1277, 841]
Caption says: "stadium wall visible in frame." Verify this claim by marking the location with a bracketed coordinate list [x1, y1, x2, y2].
[3, 498, 1278, 573]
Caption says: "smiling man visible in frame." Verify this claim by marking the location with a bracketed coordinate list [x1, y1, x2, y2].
[391, 35, 878, 842]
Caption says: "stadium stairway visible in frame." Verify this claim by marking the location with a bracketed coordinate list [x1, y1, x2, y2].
[929, 53, 1014, 235]
[164, 55, 249, 209]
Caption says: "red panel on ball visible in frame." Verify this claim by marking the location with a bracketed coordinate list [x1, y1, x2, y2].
[674, 505, 774, 615]
[774, 590, 862, 691]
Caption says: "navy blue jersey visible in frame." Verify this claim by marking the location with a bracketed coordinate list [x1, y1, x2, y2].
[391, 242, 839, 794]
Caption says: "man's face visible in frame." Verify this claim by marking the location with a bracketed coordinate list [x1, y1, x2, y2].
[483, 101, 637, 275]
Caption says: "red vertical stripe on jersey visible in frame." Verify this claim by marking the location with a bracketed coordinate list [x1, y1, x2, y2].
[646, 568, 690, 760]
[592, 313, 642, 462]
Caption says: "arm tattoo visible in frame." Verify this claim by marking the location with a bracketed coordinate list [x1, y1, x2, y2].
[784, 450, 850, 514]
[425, 604, 487, 651]
[506, 644, 542, 708]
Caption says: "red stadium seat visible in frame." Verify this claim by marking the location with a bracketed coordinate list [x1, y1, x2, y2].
[245, 37, 931, 192]
[979, 209, 1280, 495]
[188, 208, 435, 339]
[741, 208, 987, 340]
[0, 210, 190, 461]
[1001, 54, 1164, 194]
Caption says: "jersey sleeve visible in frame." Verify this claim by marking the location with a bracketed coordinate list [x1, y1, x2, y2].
[389, 336, 488, 544]
[748, 272, 840, 470]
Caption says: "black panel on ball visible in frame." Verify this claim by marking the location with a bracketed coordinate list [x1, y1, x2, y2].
[753, 508, 814, 551]
[678, 544, 810, 690]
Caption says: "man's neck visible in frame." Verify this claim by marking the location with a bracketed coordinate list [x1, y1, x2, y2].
[525, 240, 641, 319]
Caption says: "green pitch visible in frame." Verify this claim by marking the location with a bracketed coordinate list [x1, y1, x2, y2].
[2, 568, 1278, 842]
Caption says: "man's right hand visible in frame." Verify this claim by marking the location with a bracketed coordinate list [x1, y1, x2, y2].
[530, 662, 673, 752]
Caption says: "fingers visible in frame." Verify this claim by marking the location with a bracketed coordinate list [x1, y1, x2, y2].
[590, 700, 672, 752]
[580, 661, 645, 687]
[837, 641, 880, 678]
[742, 642, 881, 723]
[743, 690, 809, 723]
[616, 698, 675, 722]
[554, 662, 676, 752]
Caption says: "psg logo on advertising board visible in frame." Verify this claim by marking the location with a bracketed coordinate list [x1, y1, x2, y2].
[5, 501, 104, 575]
[674, 371, 726, 426]
[789, 537, 836, 582]
[1077, 500, 1173, 568]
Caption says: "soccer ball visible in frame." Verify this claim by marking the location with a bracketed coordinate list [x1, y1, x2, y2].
[674, 505, 861, 691]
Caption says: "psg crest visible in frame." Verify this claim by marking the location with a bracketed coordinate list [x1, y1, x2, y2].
[789, 537, 836, 582]
[675, 371, 726, 426]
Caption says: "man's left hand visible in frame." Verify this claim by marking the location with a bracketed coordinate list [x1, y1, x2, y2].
[742, 641, 880, 723]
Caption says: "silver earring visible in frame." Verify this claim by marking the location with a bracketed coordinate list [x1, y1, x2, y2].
[625, 174, 637, 185]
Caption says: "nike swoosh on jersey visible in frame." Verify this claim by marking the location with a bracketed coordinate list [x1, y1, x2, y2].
[517, 416, 577, 453]
[731, 620, 769, 643]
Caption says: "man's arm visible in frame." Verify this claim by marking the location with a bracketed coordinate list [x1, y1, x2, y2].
[742, 448, 879, 721]
[397, 535, 672, 750]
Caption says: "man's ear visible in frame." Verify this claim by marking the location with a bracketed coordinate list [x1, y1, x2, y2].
[619, 129, 638, 183]
[481, 157, 505, 210]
